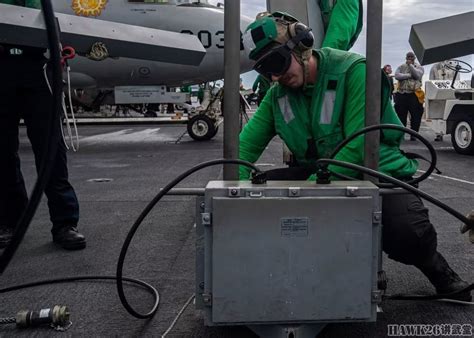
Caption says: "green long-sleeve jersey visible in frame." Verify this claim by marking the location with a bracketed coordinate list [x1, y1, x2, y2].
[239, 50, 418, 181]
[320, 0, 363, 51]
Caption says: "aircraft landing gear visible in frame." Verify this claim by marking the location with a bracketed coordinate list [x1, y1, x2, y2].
[187, 115, 218, 141]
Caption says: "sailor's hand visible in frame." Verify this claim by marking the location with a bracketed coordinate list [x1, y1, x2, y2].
[460, 210, 474, 243]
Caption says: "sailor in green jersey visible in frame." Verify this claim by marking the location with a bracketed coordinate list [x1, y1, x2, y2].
[265, 0, 363, 164]
[250, 0, 362, 111]
[0, 0, 87, 250]
[239, 12, 471, 301]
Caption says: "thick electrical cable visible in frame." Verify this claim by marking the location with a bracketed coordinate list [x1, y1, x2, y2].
[0, 276, 160, 318]
[328, 124, 438, 187]
[385, 283, 474, 301]
[315, 158, 474, 228]
[436, 299, 474, 306]
[0, 0, 63, 273]
[116, 159, 260, 319]
[0, 318, 15, 325]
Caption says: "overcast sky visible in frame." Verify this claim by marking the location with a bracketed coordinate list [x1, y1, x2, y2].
[213, 0, 473, 87]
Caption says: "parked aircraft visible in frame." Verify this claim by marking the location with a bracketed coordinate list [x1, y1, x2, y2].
[51, 0, 254, 89]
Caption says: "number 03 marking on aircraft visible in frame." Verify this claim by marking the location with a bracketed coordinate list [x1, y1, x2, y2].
[181, 30, 244, 50]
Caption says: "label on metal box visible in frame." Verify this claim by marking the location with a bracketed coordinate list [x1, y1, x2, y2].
[281, 217, 309, 237]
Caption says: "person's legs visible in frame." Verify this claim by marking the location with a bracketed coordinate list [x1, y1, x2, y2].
[382, 193, 471, 300]
[407, 93, 423, 133]
[0, 86, 28, 248]
[394, 93, 409, 127]
[21, 79, 85, 250]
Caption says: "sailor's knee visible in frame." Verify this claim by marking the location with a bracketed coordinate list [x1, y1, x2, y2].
[383, 203, 438, 265]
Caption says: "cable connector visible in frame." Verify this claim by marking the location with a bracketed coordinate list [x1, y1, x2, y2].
[16, 305, 70, 328]
[316, 165, 331, 184]
[251, 171, 267, 184]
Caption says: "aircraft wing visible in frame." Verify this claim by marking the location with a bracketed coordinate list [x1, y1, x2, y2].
[0, 3, 206, 66]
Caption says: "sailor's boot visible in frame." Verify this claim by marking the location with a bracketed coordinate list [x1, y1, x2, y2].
[416, 251, 472, 301]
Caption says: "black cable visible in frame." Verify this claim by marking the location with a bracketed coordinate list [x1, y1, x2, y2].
[117, 159, 260, 319]
[315, 159, 474, 228]
[0, 275, 160, 317]
[0, 0, 63, 273]
[0, 154, 470, 320]
[385, 283, 474, 301]
[328, 124, 438, 188]
[0, 318, 15, 325]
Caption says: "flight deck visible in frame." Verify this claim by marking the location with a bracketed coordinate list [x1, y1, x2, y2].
[0, 123, 472, 337]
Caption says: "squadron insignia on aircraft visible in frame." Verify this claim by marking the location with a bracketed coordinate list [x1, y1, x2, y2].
[86, 41, 109, 61]
[72, 0, 108, 17]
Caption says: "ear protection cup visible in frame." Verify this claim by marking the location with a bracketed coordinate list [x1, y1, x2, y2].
[288, 22, 314, 50]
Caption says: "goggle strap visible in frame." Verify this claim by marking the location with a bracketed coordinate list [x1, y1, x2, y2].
[286, 26, 312, 51]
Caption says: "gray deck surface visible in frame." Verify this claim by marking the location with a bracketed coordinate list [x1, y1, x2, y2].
[0, 122, 472, 337]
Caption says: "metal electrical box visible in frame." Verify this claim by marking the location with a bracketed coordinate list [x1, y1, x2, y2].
[196, 181, 381, 334]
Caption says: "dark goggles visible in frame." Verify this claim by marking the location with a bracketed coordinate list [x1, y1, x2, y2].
[253, 44, 292, 79]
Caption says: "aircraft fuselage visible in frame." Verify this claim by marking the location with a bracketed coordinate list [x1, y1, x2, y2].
[52, 1, 254, 88]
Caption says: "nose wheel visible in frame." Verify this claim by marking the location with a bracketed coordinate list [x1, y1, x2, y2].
[451, 119, 474, 155]
[187, 115, 218, 141]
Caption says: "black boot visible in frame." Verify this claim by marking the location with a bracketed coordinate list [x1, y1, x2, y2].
[52, 226, 86, 250]
[416, 252, 472, 301]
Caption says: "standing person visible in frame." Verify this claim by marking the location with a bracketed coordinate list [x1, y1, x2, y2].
[239, 13, 471, 301]
[197, 83, 205, 105]
[394, 52, 425, 140]
[252, 74, 271, 106]
[383, 64, 395, 100]
[0, 0, 86, 250]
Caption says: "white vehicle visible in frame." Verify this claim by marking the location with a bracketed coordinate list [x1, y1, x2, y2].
[424, 60, 474, 155]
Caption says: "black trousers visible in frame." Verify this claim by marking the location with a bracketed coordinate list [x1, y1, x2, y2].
[263, 167, 437, 266]
[0, 54, 79, 230]
[394, 92, 424, 133]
